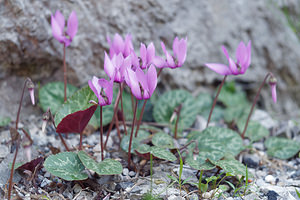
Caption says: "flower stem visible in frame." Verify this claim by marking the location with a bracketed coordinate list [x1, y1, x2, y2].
[79, 131, 83, 150]
[206, 75, 227, 128]
[104, 88, 122, 149]
[119, 83, 128, 135]
[128, 100, 138, 169]
[157, 68, 163, 77]
[16, 78, 30, 129]
[63, 44, 67, 102]
[241, 73, 271, 139]
[174, 104, 182, 139]
[134, 99, 147, 138]
[8, 140, 19, 200]
[100, 106, 104, 161]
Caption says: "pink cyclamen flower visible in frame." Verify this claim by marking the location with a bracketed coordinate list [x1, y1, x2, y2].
[107, 33, 134, 58]
[88, 76, 114, 106]
[268, 76, 277, 103]
[51, 10, 78, 47]
[104, 52, 132, 83]
[205, 41, 251, 75]
[125, 65, 157, 100]
[158, 37, 187, 68]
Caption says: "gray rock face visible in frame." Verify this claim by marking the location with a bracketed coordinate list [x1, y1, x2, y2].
[1, 0, 300, 118]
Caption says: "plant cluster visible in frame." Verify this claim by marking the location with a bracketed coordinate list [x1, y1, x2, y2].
[4, 9, 300, 200]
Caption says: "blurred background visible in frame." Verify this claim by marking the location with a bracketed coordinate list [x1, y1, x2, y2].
[0, 0, 300, 121]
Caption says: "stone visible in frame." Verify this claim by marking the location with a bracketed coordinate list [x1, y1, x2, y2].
[243, 153, 261, 168]
[128, 171, 136, 177]
[167, 195, 185, 200]
[122, 168, 129, 176]
[266, 190, 279, 200]
[265, 175, 276, 184]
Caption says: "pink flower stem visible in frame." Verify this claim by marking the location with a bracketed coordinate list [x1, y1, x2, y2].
[157, 68, 163, 77]
[63, 44, 67, 102]
[79, 131, 83, 150]
[128, 100, 138, 169]
[206, 75, 227, 128]
[100, 106, 104, 160]
[104, 88, 122, 149]
[8, 138, 20, 200]
[134, 99, 147, 138]
[241, 72, 272, 139]
[119, 82, 128, 135]
[15, 78, 31, 129]
[174, 104, 183, 139]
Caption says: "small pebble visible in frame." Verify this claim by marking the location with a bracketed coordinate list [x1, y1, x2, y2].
[73, 183, 82, 193]
[123, 168, 129, 176]
[128, 171, 136, 177]
[265, 175, 276, 184]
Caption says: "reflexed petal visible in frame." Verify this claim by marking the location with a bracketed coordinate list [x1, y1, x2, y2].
[54, 10, 65, 31]
[104, 52, 115, 80]
[115, 53, 124, 69]
[130, 51, 139, 70]
[135, 67, 148, 92]
[236, 41, 247, 67]
[113, 34, 125, 55]
[172, 37, 179, 58]
[124, 34, 133, 57]
[176, 38, 187, 66]
[204, 63, 232, 75]
[161, 41, 167, 54]
[98, 79, 113, 105]
[51, 15, 64, 42]
[140, 43, 147, 68]
[147, 65, 157, 96]
[222, 46, 230, 61]
[88, 76, 101, 101]
[147, 42, 155, 64]
[67, 11, 78, 40]
[166, 51, 175, 68]
[228, 58, 238, 74]
[271, 84, 277, 103]
[245, 40, 251, 69]
[152, 56, 166, 68]
[126, 68, 142, 99]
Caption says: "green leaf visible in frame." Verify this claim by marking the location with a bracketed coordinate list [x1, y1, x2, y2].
[54, 86, 98, 127]
[44, 152, 88, 181]
[150, 146, 176, 161]
[153, 90, 198, 131]
[120, 129, 150, 153]
[185, 155, 215, 171]
[224, 105, 249, 124]
[188, 127, 244, 162]
[0, 116, 11, 127]
[152, 132, 174, 149]
[89, 104, 114, 128]
[136, 144, 152, 154]
[265, 137, 300, 159]
[296, 189, 300, 198]
[212, 158, 253, 178]
[39, 82, 78, 113]
[78, 151, 122, 175]
[242, 121, 269, 142]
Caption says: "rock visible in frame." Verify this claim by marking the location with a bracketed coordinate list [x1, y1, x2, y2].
[128, 171, 136, 177]
[40, 178, 52, 187]
[265, 175, 276, 184]
[73, 183, 82, 193]
[173, 166, 198, 183]
[251, 109, 276, 129]
[122, 168, 129, 176]
[0, 0, 300, 118]
[267, 190, 279, 200]
[168, 195, 185, 200]
[243, 153, 260, 168]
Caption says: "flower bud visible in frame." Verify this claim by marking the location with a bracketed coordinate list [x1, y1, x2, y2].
[26, 78, 35, 105]
[268, 76, 277, 103]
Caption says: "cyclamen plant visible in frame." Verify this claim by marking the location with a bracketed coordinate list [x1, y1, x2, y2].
[51, 10, 78, 102]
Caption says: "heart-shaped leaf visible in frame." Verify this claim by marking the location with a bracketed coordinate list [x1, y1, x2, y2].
[44, 152, 88, 181]
[150, 146, 176, 161]
[241, 121, 269, 142]
[153, 90, 198, 131]
[78, 151, 122, 175]
[55, 86, 100, 133]
[265, 137, 300, 159]
[16, 157, 44, 173]
[39, 82, 78, 113]
[185, 155, 215, 171]
[212, 157, 252, 178]
[188, 127, 244, 162]
[152, 132, 174, 149]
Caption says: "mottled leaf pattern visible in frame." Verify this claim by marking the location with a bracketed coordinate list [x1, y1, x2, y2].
[152, 132, 174, 149]
[39, 82, 78, 113]
[44, 152, 88, 181]
[150, 146, 176, 161]
[265, 137, 300, 159]
[212, 158, 253, 178]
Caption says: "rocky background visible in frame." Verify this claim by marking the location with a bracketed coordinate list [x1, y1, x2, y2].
[1, 0, 300, 120]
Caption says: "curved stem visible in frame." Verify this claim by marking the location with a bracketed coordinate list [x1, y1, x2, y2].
[79, 131, 83, 150]
[63, 44, 67, 102]
[134, 99, 147, 138]
[157, 68, 163, 77]
[8, 139, 19, 200]
[119, 83, 128, 135]
[174, 104, 182, 139]
[206, 75, 227, 128]
[15, 79, 29, 129]
[128, 100, 138, 169]
[104, 88, 122, 149]
[241, 73, 271, 139]
[100, 106, 104, 161]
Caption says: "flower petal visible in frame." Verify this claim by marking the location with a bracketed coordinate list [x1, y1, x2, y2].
[152, 56, 166, 68]
[124, 34, 133, 57]
[176, 38, 187, 66]
[222, 46, 230, 61]
[140, 43, 147, 69]
[113, 34, 124, 55]
[126, 68, 142, 99]
[204, 63, 232, 75]
[135, 67, 148, 93]
[67, 11, 78, 40]
[271, 84, 277, 103]
[147, 65, 157, 97]
[147, 42, 155, 65]
[54, 10, 65, 31]
[236, 41, 247, 67]
[104, 52, 115, 80]
[228, 57, 238, 74]
[172, 37, 179, 58]
[51, 15, 64, 43]
[88, 76, 101, 101]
